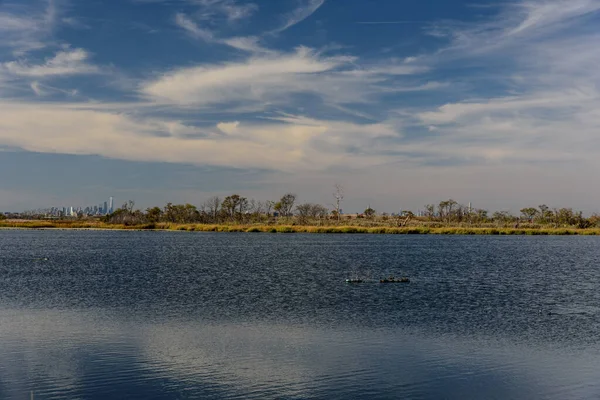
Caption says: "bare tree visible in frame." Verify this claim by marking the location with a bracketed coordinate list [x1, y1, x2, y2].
[296, 203, 329, 219]
[438, 199, 458, 223]
[424, 204, 435, 220]
[203, 196, 221, 222]
[264, 200, 275, 216]
[332, 184, 344, 221]
[249, 200, 265, 223]
[247, 199, 257, 214]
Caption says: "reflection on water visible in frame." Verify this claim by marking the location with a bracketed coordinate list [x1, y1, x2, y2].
[1, 231, 600, 399]
[1, 310, 600, 400]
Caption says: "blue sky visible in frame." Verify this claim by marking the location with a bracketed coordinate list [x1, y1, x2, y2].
[1, 0, 599, 213]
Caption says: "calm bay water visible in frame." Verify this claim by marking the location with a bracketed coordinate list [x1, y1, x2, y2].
[1, 230, 599, 399]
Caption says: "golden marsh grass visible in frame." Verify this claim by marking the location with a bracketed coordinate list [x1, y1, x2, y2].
[2, 220, 600, 235]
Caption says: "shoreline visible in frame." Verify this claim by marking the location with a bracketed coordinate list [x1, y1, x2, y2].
[1, 222, 600, 235]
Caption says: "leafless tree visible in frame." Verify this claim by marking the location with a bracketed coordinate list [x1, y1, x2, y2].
[332, 184, 344, 221]
[296, 203, 329, 219]
[245, 199, 263, 222]
[203, 196, 221, 222]
[264, 200, 275, 216]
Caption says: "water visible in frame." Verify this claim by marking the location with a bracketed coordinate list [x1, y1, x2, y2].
[1, 230, 599, 399]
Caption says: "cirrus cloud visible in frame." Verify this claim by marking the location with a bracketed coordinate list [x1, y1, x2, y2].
[1, 48, 99, 77]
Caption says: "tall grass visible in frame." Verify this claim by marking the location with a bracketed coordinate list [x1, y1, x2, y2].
[2, 220, 600, 235]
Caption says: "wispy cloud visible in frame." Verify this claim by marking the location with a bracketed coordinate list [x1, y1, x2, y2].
[0, 13, 38, 31]
[175, 12, 214, 41]
[505, 0, 600, 37]
[356, 21, 425, 25]
[0, 102, 403, 171]
[139, 43, 433, 116]
[175, 12, 272, 53]
[140, 47, 355, 105]
[410, 0, 600, 168]
[61, 17, 91, 30]
[30, 81, 45, 96]
[218, 0, 258, 21]
[191, 0, 258, 22]
[428, 0, 600, 58]
[221, 36, 271, 53]
[173, 0, 326, 53]
[1, 48, 99, 77]
[29, 80, 79, 97]
[340, 63, 429, 77]
[271, 0, 325, 34]
[0, 0, 59, 54]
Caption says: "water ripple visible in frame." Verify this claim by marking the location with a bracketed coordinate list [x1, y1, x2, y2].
[1, 231, 600, 399]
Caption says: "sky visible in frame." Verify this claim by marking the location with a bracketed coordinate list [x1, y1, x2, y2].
[1, 0, 599, 213]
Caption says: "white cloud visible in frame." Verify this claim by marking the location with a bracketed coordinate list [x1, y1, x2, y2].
[217, 121, 240, 134]
[505, 0, 600, 37]
[190, 0, 258, 22]
[30, 81, 45, 96]
[175, 13, 214, 41]
[172, 0, 326, 55]
[172, 1, 261, 49]
[0, 0, 59, 54]
[0, 102, 406, 171]
[0, 13, 38, 32]
[172, 0, 326, 54]
[221, 36, 271, 53]
[417, 90, 594, 125]
[272, 0, 325, 34]
[175, 13, 271, 53]
[218, 1, 258, 21]
[429, 0, 600, 60]
[340, 64, 429, 77]
[403, 0, 600, 170]
[139, 45, 433, 110]
[140, 47, 355, 105]
[1, 48, 99, 77]
[61, 17, 91, 30]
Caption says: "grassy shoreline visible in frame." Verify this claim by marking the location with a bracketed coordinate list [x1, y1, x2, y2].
[1, 220, 600, 235]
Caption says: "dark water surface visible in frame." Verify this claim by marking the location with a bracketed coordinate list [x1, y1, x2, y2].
[1, 230, 599, 399]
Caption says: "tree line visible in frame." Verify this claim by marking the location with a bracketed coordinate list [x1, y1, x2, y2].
[421, 200, 596, 228]
[103, 193, 326, 225]
[101, 195, 600, 229]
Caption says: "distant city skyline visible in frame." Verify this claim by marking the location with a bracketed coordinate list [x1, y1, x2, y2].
[16, 196, 115, 217]
[1, 1, 599, 213]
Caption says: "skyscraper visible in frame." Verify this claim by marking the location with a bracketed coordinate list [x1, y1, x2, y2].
[109, 197, 114, 214]
[103, 201, 108, 215]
